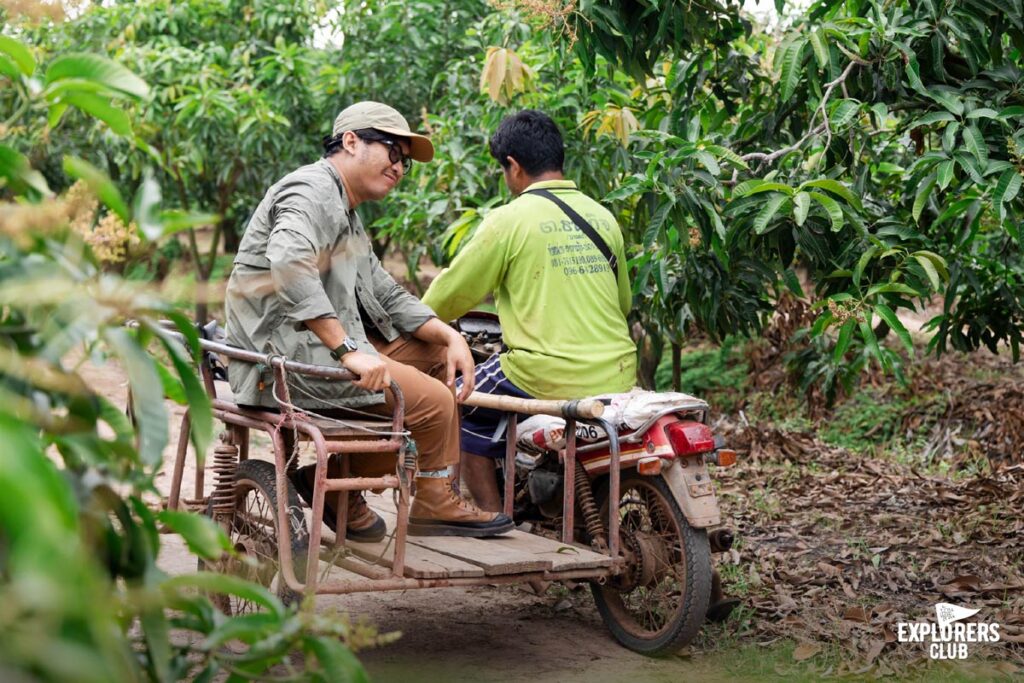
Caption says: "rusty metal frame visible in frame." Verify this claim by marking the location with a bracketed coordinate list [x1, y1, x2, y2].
[163, 331, 625, 600]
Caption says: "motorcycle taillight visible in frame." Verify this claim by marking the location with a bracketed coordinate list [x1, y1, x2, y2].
[664, 421, 715, 456]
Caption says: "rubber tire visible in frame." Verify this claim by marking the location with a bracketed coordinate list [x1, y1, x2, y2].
[590, 473, 713, 656]
[200, 459, 309, 614]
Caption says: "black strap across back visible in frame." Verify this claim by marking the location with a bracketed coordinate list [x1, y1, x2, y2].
[524, 188, 619, 279]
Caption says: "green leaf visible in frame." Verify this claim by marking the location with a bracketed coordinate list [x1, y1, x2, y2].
[873, 162, 905, 175]
[808, 191, 844, 231]
[0, 54, 20, 81]
[703, 144, 748, 169]
[47, 102, 69, 128]
[779, 39, 807, 103]
[903, 50, 928, 96]
[907, 111, 955, 129]
[133, 170, 162, 241]
[913, 173, 937, 223]
[997, 105, 1024, 119]
[158, 210, 220, 238]
[201, 612, 281, 650]
[995, 169, 1023, 205]
[151, 324, 213, 458]
[0, 35, 36, 76]
[155, 362, 187, 404]
[874, 303, 913, 353]
[304, 636, 369, 683]
[914, 253, 942, 291]
[0, 144, 51, 198]
[753, 194, 789, 234]
[60, 91, 132, 137]
[859, 319, 882, 368]
[853, 245, 878, 288]
[102, 328, 168, 467]
[801, 178, 862, 211]
[963, 125, 988, 166]
[157, 510, 231, 560]
[694, 150, 720, 176]
[867, 282, 921, 296]
[733, 180, 793, 197]
[62, 156, 130, 224]
[830, 99, 860, 129]
[936, 160, 955, 190]
[809, 29, 829, 68]
[44, 53, 149, 99]
[793, 191, 810, 226]
[966, 108, 998, 120]
[162, 573, 283, 617]
[782, 268, 804, 297]
[943, 122, 961, 153]
[833, 318, 856, 363]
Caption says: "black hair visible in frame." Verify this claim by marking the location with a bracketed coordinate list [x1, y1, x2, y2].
[488, 110, 564, 175]
[322, 128, 405, 158]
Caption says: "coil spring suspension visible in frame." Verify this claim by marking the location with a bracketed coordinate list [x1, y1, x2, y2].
[575, 460, 608, 552]
[211, 434, 239, 520]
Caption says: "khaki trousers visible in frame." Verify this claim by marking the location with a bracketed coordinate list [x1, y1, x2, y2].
[283, 335, 459, 475]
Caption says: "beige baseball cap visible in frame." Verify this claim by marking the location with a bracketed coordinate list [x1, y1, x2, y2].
[332, 101, 434, 162]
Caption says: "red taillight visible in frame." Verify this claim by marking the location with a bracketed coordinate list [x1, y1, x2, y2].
[664, 421, 715, 456]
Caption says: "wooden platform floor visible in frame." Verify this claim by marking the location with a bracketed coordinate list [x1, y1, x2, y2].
[311, 493, 612, 580]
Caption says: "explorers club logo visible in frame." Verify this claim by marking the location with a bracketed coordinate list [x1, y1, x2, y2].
[896, 603, 1001, 659]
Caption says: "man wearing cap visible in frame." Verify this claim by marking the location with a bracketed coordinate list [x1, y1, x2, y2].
[225, 101, 514, 539]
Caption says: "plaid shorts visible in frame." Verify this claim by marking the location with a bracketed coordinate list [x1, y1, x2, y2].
[457, 354, 533, 458]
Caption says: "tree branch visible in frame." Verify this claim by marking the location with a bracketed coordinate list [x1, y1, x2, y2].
[739, 60, 862, 171]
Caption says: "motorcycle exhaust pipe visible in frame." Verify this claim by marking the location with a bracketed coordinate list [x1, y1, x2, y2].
[709, 528, 734, 553]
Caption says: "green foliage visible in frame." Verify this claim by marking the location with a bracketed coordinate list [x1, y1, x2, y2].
[817, 387, 942, 455]
[7, 0, 1024, 395]
[0, 35, 367, 682]
[654, 338, 749, 412]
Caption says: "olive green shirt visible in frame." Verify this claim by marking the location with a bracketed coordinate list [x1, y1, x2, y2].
[422, 180, 637, 399]
[225, 159, 435, 409]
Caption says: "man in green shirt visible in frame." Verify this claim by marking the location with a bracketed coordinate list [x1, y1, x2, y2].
[422, 110, 637, 511]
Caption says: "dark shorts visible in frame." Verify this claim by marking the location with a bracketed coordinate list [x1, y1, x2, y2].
[458, 354, 533, 459]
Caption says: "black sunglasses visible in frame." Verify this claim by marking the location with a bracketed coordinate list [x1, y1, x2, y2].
[355, 130, 412, 174]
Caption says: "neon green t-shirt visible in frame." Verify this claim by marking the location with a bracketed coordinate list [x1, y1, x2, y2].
[421, 180, 637, 399]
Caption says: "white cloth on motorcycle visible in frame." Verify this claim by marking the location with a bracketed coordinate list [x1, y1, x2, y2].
[515, 388, 706, 452]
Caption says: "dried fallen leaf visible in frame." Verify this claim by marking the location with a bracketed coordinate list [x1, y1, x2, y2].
[864, 639, 886, 664]
[792, 642, 821, 662]
[843, 606, 871, 623]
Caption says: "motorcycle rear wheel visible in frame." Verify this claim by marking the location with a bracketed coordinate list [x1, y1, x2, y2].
[591, 473, 712, 656]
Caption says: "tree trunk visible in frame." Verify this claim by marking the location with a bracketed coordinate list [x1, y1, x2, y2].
[222, 217, 239, 253]
[671, 342, 681, 392]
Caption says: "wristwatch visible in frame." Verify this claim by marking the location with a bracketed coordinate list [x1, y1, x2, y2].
[329, 337, 359, 361]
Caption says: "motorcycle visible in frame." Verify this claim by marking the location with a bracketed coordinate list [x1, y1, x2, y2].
[456, 312, 739, 655]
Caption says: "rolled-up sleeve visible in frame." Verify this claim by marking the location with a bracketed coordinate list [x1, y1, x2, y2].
[369, 254, 435, 333]
[266, 224, 335, 323]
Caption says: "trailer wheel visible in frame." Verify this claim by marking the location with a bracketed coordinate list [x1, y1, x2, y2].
[200, 459, 309, 615]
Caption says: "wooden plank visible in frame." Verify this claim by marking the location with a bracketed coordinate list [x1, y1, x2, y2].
[482, 530, 612, 572]
[367, 494, 612, 572]
[398, 533, 552, 576]
[366, 498, 548, 576]
[318, 526, 485, 579]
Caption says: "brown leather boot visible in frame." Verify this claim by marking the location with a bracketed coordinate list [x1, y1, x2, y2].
[289, 466, 386, 543]
[409, 472, 514, 537]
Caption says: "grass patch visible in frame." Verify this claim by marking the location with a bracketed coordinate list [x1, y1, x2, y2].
[655, 337, 748, 412]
